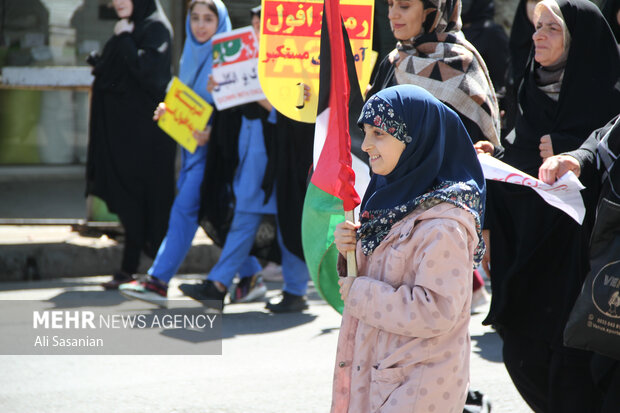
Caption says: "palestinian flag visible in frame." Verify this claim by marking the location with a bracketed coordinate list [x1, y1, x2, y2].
[301, 0, 370, 314]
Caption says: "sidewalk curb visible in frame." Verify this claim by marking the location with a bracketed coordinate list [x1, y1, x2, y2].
[0, 232, 220, 282]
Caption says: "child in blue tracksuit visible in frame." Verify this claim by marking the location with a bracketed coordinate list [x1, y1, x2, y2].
[120, 0, 262, 305]
[178, 6, 310, 312]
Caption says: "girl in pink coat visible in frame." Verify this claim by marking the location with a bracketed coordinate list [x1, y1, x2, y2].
[333, 85, 486, 413]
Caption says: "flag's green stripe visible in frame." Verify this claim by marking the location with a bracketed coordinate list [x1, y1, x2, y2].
[302, 183, 346, 314]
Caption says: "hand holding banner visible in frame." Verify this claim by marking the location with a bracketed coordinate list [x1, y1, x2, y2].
[157, 77, 213, 153]
[478, 154, 586, 224]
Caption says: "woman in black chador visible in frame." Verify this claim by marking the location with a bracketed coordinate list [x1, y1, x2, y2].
[87, 0, 176, 288]
[478, 0, 620, 410]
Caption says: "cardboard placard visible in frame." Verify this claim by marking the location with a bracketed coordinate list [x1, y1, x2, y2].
[211, 26, 266, 110]
[158, 77, 213, 153]
[258, 0, 375, 123]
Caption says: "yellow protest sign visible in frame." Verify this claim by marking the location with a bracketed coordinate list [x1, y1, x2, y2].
[258, 0, 375, 123]
[157, 77, 213, 153]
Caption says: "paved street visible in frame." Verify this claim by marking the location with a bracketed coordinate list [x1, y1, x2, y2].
[0, 276, 531, 413]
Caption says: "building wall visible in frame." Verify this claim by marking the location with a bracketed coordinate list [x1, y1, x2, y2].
[0, 0, 186, 166]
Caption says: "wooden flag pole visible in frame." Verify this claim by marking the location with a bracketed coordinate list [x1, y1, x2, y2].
[344, 210, 358, 277]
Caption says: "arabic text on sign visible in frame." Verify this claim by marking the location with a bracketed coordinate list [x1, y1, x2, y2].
[213, 68, 258, 91]
[166, 107, 197, 134]
[263, 2, 372, 39]
[174, 89, 205, 118]
[311, 47, 368, 65]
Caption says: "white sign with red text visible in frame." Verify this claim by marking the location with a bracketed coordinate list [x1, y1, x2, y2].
[211, 26, 265, 110]
[478, 154, 586, 224]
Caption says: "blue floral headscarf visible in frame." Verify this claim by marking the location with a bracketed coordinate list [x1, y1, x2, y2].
[178, 0, 231, 104]
[357, 85, 486, 265]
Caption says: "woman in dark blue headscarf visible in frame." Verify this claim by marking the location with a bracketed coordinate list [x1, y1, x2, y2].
[332, 85, 485, 413]
[120, 0, 264, 305]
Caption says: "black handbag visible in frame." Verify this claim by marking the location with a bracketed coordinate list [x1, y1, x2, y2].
[564, 197, 620, 360]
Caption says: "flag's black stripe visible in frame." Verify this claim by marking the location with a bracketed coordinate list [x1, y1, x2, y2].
[316, 5, 331, 116]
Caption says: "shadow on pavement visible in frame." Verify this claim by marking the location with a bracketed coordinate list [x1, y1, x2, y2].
[44, 289, 129, 308]
[2, 276, 327, 350]
[220, 311, 317, 339]
[265, 281, 323, 302]
[314, 327, 340, 337]
[471, 330, 504, 363]
[29, 288, 319, 346]
[154, 310, 318, 346]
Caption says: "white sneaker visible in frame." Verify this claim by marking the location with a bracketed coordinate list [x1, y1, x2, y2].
[119, 278, 168, 308]
[471, 287, 490, 314]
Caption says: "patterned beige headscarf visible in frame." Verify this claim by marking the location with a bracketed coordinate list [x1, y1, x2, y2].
[393, 0, 501, 145]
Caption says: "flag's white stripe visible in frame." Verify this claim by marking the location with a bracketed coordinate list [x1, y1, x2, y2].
[313, 106, 370, 221]
[352, 154, 370, 221]
[313, 108, 330, 166]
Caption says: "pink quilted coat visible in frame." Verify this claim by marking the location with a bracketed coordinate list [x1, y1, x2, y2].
[331, 202, 478, 413]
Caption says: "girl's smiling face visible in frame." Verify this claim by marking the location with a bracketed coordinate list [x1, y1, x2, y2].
[190, 3, 219, 43]
[362, 124, 406, 176]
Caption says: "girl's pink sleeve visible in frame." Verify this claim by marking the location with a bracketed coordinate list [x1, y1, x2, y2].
[344, 217, 475, 338]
